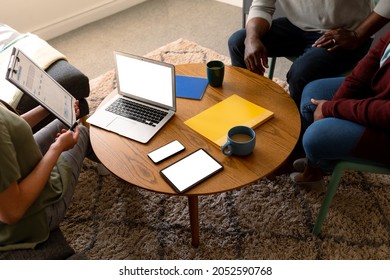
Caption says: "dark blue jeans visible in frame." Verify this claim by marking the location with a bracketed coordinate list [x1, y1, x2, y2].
[228, 18, 372, 106]
[300, 78, 366, 172]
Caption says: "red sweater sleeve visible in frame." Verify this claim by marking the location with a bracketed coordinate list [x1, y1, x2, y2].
[323, 98, 390, 129]
[322, 31, 390, 130]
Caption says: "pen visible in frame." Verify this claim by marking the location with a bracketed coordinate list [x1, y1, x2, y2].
[69, 121, 78, 131]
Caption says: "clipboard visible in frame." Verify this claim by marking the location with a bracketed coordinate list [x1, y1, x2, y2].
[6, 47, 77, 128]
[160, 149, 223, 193]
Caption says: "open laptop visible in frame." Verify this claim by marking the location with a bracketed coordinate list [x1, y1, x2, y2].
[87, 51, 176, 143]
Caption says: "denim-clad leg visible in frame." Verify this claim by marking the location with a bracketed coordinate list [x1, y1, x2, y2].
[303, 118, 365, 172]
[300, 77, 344, 132]
[300, 78, 367, 172]
[228, 28, 247, 69]
[228, 18, 309, 69]
[228, 17, 372, 106]
[287, 42, 370, 106]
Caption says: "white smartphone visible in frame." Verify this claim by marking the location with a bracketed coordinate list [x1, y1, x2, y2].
[148, 140, 185, 164]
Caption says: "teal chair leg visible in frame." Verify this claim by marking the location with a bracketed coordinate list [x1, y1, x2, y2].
[312, 163, 345, 235]
[268, 57, 276, 79]
[312, 161, 390, 235]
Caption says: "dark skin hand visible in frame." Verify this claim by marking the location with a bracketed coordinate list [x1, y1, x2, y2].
[244, 37, 269, 75]
[244, 18, 271, 75]
[313, 12, 390, 52]
[313, 28, 361, 51]
[244, 12, 389, 76]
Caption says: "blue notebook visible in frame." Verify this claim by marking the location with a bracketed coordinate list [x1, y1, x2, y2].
[175, 75, 208, 100]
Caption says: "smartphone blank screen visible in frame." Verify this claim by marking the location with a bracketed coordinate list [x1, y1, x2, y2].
[160, 149, 223, 193]
[148, 140, 185, 163]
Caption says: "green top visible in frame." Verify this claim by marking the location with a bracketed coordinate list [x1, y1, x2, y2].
[0, 104, 71, 251]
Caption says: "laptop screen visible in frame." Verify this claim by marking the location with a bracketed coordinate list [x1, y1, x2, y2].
[115, 52, 175, 110]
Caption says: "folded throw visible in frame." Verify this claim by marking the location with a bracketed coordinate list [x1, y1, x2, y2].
[0, 25, 67, 108]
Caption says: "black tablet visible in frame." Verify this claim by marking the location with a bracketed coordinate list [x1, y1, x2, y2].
[160, 149, 223, 193]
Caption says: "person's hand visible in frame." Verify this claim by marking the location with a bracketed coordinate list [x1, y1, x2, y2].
[74, 100, 80, 118]
[55, 126, 80, 151]
[312, 28, 360, 51]
[244, 37, 269, 75]
[311, 98, 327, 121]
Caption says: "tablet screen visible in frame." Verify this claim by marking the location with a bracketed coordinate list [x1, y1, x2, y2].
[6, 48, 76, 127]
[160, 149, 223, 193]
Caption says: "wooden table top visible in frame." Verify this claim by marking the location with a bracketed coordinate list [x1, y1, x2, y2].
[90, 63, 300, 196]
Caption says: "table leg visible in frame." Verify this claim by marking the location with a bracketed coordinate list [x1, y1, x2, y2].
[188, 195, 199, 247]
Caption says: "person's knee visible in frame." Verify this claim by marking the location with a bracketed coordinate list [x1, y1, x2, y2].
[302, 121, 328, 160]
[228, 29, 247, 69]
[287, 61, 310, 98]
[77, 124, 89, 137]
[75, 124, 91, 152]
[300, 81, 318, 112]
[228, 29, 245, 50]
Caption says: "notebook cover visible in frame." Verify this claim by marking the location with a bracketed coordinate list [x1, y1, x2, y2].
[184, 94, 274, 147]
[175, 75, 208, 100]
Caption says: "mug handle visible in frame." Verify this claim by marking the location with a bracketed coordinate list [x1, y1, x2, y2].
[221, 141, 233, 156]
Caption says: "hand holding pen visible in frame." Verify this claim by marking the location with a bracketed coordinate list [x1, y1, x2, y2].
[69, 100, 81, 131]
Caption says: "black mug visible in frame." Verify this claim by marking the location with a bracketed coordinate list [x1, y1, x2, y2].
[207, 60, 225, 87]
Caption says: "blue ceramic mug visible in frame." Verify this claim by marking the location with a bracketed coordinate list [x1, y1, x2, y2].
[221, 126, 256, 156]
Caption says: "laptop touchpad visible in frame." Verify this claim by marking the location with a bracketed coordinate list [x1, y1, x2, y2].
[107, 117, 136, 131]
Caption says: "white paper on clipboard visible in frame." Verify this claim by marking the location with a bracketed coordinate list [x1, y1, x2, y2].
[5, 47, 76, 127]
[160, 149, 223, 193]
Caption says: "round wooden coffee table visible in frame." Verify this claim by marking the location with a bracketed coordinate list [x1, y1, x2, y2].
[90, 63, 300, 247]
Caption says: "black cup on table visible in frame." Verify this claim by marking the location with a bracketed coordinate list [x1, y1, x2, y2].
[207, 60, 225, 87]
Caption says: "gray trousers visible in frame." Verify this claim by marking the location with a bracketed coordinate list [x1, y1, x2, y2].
[33, 119, 92, 230]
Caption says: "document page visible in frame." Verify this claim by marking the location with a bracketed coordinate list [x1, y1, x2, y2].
[7, 48, 76, 126]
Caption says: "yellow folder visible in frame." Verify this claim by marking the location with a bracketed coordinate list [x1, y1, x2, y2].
[184, 94, 274, 147]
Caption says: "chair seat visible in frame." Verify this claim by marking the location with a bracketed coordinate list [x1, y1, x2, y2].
[0, 228, 77, 260]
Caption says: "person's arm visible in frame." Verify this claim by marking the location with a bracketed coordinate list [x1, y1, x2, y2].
[243, 0, 275, 75]
[0, 127, 80, 224]
[244, 17, 271, 74]
[353, 12, 390, 46]
[314, 98, 390, 129]
[21, 100, 80, 128]
[312, 32, 390, 128]
[314, 12, 389, 51]
[20, 105, 50, 128]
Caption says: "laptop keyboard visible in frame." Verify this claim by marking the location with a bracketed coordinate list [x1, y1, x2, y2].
[106, 98, 168, 127]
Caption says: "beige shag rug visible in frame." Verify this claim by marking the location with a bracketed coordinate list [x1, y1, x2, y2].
[61, 39, 390, 260]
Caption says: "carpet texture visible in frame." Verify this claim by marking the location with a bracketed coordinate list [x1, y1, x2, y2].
[61, 38, 390, 260]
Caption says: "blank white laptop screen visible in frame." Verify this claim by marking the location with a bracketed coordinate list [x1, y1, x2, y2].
[86, 52, 176, 144]
[116, 54, 174, 108]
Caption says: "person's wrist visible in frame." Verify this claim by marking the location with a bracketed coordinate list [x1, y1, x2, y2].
[352, 30, 363, 44]
[50, 139, 65, 155]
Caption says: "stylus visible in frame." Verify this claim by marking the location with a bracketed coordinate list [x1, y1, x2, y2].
[69, 121, 78, 131]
